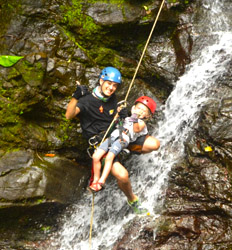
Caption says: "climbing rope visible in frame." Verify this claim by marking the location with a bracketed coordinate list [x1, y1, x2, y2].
[124, 0, 166, 102]
[89, 0, 165, 249]
[89, 192, 95, 249]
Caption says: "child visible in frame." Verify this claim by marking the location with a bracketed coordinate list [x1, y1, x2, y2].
[89, 96, 156, 192]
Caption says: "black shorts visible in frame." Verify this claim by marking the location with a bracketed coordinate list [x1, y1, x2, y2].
[128, 134, 148, 154]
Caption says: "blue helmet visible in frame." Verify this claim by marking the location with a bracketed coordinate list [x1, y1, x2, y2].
[99, 67, 122, 84]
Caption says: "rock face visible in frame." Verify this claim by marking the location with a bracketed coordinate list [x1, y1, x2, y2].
[0, 150, 89, 204]
[0, 149, 89, 249]
[1, 0, 232, 249]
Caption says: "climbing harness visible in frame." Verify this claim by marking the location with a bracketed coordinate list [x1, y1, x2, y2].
[88, 1, 165, 248]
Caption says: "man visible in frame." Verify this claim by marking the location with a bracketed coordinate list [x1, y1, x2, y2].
[65, 66, 160, 214]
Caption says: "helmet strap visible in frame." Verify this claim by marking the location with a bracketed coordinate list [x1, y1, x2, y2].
[92, 86, 110, 102]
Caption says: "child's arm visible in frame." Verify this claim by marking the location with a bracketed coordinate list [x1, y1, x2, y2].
[133, 120, 146, 133]
[128, 113, 146, 133]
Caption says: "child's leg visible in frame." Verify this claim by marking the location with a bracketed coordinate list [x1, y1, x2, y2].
[99, 138, 128, 184]
[92, 148, 107, 183]
[98, 151, 115, 184]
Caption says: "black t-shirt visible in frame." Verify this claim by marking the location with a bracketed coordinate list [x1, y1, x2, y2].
[77, 93, 117, 139]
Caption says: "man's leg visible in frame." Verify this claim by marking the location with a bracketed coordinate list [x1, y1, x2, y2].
[141, 135, 160, 153]
[128, 135, 160, 154]
[111, 161, 148, 214]
[111, 161, 137, 202]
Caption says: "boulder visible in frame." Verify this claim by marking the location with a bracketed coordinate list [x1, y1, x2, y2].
[0, 149, 90, 206]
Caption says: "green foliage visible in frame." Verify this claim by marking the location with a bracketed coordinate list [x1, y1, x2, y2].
[56, 116, 74, 142]
[167, 0, 189, 4]
[17, 60, 45, 86]
[37, 197, 46, 204]
[91, 47, 123, 68]
[61, 1, 101, 40]
[0, 124, 23, 145]
[41, 226, 51, 233]
[0, 56, 24, 67]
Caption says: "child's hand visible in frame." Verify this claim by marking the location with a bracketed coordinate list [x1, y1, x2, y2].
[128, 113, 139, 123]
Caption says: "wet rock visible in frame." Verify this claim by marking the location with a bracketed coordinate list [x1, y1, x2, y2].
[144, 39, 178, 84]
[0, 150, 34, 176]
[114, 45, 232, 250]
[86, 2, 144, 25]
[0, 149, 89, 205]
[113, 216, 155, 250]
[46, 58, 55, 72]
[0, 148, 90, 249]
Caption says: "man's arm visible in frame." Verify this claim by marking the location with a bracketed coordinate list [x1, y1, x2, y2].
[65, 83, 89, 119]
[65, 98, 81, 119]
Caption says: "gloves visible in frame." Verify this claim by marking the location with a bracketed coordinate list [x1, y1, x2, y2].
[72, 85, 89, 100]
[117, 100, 128, 119]
[128, 113, 139, 123]
[118, 107, 128, 119]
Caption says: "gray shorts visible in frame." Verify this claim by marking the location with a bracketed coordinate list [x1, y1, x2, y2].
[98, 137, 129, 156]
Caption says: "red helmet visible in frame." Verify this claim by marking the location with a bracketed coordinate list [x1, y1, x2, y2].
[135, 96, 156, 114]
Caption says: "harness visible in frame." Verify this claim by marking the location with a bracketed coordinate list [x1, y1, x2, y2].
[86, 117, 126, 158]
[87, 131, 105, 158]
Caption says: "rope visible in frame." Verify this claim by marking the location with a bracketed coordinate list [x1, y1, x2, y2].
[88, 1, 165, 248]
[124, 0, 165, 102]
[100, 114, 118, 144]
[89, 192, 95, 249]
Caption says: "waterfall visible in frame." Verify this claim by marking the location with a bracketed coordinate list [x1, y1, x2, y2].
[55, 0, 232, 249]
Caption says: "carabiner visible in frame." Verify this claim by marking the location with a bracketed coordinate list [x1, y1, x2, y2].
[88, 135, 98, 146]
[117, 100, 128, 108]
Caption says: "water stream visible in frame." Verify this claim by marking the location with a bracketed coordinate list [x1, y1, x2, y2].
[55, 0, 232, 249]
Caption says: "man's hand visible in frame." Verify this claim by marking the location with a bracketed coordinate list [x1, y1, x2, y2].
[72, 82, 89, 100]
[117, 100, 128, 119]
[118, 107, 128, 119]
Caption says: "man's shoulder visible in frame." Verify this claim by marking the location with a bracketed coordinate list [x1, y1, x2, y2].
[80, 92, 117, 102]
[78, 93, 94, 102]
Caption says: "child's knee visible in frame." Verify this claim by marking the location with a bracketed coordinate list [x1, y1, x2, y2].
[92, 152, 100, 162]
[105, 151, 115, 161]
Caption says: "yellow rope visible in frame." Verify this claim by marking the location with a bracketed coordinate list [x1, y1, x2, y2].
[89, 192, 95, 249]
[100, 114, 119, 144]
[88, 1, 165, 248]
[124, 0, 165, 102]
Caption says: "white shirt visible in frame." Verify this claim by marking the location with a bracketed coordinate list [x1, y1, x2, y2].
[111, 117, 148, 144]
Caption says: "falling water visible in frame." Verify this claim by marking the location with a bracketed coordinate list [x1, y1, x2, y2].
[55, 0, 232, 249]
